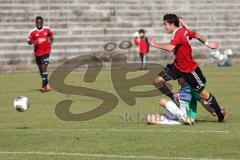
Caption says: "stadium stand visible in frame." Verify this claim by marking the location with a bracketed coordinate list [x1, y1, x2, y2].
[0, 0, 240, 71]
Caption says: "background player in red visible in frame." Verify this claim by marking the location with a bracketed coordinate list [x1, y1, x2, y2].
[28, 16, 53, 92]
[150, 14, 225, 122]
[133, 29, 149, 69]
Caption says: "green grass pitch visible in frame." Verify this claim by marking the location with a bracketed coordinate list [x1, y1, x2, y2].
[0, 67, 240, 160]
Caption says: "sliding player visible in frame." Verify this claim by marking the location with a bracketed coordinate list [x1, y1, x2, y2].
[147, 78, 198, 125]
[147, 78, 227, 125]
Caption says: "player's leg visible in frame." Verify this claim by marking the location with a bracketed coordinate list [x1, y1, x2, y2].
[160, 99, 192, 125]
[142, 54, 146, 69]
[153, 64, 181, 105]
[200, 98, 228, 117]
[182, 67, 224, 122]
[199, 89, 224, 122]
[147, 113, 181, 125]
[40, 54, 50, 91]
[37, 65, 43, 76]
[139, 54, 144, 69]
[188, 105, 197, 123]
[41, 64, 48, 87]
[35, 55, 44, 88]
[159, 115, 182, 125]
[160, 99, 183, 118]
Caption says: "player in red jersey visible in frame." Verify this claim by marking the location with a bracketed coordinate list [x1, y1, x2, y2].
[28, 16, 53, 92]
[150, 14, 225, 122]
[134, 29, 150, 69]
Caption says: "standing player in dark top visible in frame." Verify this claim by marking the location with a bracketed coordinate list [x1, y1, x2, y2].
[28, 16, 53, 92]
[150, 14, 225, 122]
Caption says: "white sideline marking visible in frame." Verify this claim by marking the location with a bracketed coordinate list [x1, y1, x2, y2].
[0, 128, 239, 134]
[0, 151, 237, 160]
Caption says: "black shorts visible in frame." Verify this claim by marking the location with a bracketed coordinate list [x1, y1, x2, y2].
[35, 54, 50, 66]
[159, 64, 206, 92]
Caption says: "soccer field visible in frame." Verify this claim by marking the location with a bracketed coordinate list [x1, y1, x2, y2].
[0, 67, 240, 160]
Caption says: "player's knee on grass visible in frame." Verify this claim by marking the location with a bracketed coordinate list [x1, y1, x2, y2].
[160, 99, 168, 108]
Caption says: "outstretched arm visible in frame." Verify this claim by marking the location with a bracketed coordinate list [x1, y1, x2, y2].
[179, 17, 219, 49]
[150, 38, 175, 52]
[195, 33, 219, 49]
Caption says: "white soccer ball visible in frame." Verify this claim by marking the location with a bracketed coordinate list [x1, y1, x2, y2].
[13, 96, 30, 112]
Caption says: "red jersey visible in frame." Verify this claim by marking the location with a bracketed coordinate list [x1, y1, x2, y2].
[28, 26, 53, 56]
[170, 27, 198, 73]
[134, 37, 149, 54]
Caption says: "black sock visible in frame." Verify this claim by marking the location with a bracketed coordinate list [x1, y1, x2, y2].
[41, 72, 48, 87]
[207, 94, 223, 120]
[157, 83, 174, 100]
[40, 72, 44, 87]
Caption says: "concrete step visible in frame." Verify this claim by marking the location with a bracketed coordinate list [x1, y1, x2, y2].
[1, 4, 240, 13]
[0, 21, 239, 30]
[0, 24, 152, 29]
[1, 27, 240, 36]
[1, 14, 240, 21]
[0, 0, 239, 5]
[1, 42, 240, 56]
[0, 8, 239, 15]
[1, 30, 240, 40]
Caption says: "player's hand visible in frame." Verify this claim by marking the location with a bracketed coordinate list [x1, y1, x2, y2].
[134, 36, 139, 42]
[27, 40, 32, 45]
[207, 42, 219, 49]
[28, 40, 37, 45]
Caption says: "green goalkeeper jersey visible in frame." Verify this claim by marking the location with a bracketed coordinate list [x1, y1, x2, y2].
[178, 85, 200, 120]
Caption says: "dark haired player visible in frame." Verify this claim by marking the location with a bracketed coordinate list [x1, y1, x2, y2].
[150, 14, 225, 122]
[133, 29, 150, 69]
[28, 16, 53, 92]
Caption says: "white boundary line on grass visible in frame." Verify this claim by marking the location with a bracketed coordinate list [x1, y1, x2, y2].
[0, 128, 239, 134]
[0, 151, 237, 160]
[76, 129, 233, 134]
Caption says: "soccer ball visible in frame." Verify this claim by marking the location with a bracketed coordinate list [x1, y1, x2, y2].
[13, 96, 30, 112]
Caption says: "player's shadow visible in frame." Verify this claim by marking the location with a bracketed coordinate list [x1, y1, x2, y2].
[30, 88, 47, 92]
[195, 119, 217, 123]
[16, 127, 31, 129]
[29, 88, 41, 92]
